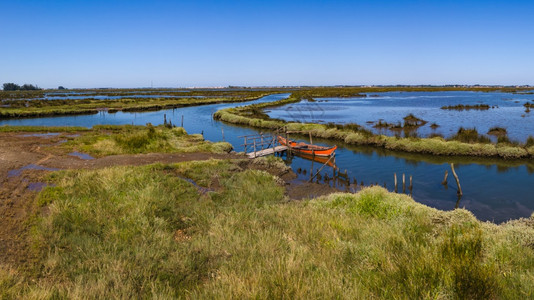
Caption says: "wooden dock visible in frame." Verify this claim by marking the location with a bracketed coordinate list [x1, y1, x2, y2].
[246, 145, 288, 158]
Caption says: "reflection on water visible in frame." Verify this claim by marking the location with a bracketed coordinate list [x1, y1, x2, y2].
[267, 91, 534, 142]
[282, 135, 534, 223]
[1, 93, 533, 222]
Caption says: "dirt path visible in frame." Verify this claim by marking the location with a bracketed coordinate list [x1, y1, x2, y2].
[0, 132, 338, 267]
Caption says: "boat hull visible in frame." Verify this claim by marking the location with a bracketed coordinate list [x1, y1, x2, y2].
[278, 136, 337, 157]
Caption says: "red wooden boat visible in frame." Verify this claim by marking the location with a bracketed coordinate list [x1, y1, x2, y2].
[278, 136, 337, 157]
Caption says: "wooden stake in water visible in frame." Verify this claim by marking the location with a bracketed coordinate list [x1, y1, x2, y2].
[221, 128, 225, 142]
[450, 163, 462, 196]
[181, 115, 184, 127]
[402, 173, 406, 193]
[394, 173, 398, 193]
[442, 170, 449, 185]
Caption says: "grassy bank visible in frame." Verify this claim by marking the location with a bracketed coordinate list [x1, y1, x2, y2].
[0, 93, 273, 118]
[1, 159, 533, 298]
[0, 125, 89, 132]
[61, 124, 233, 156]
[214, 96, 534, 159]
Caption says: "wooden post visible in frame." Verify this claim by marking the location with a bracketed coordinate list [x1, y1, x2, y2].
[285, 129, 292, 156]
[221, 128, 225, 142]
[402, 173, 406, 193]
[309, 132, 313, 145]
[253, 139, 257, 158]
[244, 137, 247, 154]
[450, 163, 462, 196]
[310, 157, 314, 181]
[308, 154, 335, 182]
[181, 115, 184, 127]
[442, 170, 448, 185]
[394, 173, 398, 193]
[164, 114, 167, 125]
[261, 134, 264, 150]
[409, 175, 413, 191]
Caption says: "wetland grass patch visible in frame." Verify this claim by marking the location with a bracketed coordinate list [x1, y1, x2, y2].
[2, 159, 533, 298]
[63, 124, 232, 156]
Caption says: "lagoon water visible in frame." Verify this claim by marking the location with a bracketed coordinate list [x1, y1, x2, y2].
[267, 91, 534, 142]
[1, 93, 533, 223]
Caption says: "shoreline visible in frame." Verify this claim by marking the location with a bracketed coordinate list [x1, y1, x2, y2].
[214, 95, 534, 160]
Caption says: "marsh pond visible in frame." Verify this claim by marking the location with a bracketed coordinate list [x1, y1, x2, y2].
[2, 92, 533, 223]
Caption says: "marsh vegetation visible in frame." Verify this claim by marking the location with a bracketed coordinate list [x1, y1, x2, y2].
[1, 158, 534, 298]
[215, 95, 534, 159]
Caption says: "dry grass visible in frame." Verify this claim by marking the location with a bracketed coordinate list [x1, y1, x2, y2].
[1, 159, 533, 298]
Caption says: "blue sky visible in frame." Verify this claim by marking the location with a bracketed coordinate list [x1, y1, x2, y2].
[1, 0, 533, 88]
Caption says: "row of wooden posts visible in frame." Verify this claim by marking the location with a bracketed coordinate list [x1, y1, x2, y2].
[393, 173, 413, 194]
[162, 114, 185, 128]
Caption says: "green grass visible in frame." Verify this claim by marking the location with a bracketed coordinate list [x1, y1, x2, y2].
[214, 95, 534, 159]
[0, 125, 89, 132]
[450, 127, 492, 144]
[441, 104, 491, 110]
[0, 92, 272, 118]
[1, 160, 533, 298]
[62, 124, 233, 156]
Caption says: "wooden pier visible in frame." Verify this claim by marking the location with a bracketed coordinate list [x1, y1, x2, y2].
[246, 145, 288, 158]
[240, 132, 289, 158]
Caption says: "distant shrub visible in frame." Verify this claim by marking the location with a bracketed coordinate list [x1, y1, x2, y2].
[450, 128, 491, 144]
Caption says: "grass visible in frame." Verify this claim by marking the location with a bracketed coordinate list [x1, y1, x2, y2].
[0, 92, 273, 118]
[214, 95, 534, 159]
[488, 127, 508, 136]
[450, 127, 491, 144]
[0, 125, 89, 132]
[1, 159, 533, 298]
[62, 124, 233, 156]
[441, 104, 491, 110]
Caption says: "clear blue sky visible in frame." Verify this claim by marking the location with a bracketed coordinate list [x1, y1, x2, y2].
[1, 0, 533, 88]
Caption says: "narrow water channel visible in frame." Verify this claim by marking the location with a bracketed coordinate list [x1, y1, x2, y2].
[2, 93, 533, 223]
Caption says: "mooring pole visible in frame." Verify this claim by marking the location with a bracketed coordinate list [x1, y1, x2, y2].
[309, 131, 313, 145]
[181, 115, 184, 127]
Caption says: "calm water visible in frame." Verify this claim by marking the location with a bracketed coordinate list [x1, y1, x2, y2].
[267, 91, 534, 142]
[1, 93, 533, 223]
[37, 95, 204, 100]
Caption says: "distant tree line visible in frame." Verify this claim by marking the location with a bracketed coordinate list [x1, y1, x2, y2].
[2, 82, 42, 91]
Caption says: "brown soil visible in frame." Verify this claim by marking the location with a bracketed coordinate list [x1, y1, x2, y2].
[0, 132, 338, 268]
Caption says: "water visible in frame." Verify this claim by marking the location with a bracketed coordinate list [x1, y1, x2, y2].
[285, 136, 534, 223]
[2, 93, 533, 222]
[267, 91, 534, 142]
[69, 152, 95, 160]
[19, 133, 61, 137]
[35, 95, 204, 100]
[8, 164, 60, 178]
